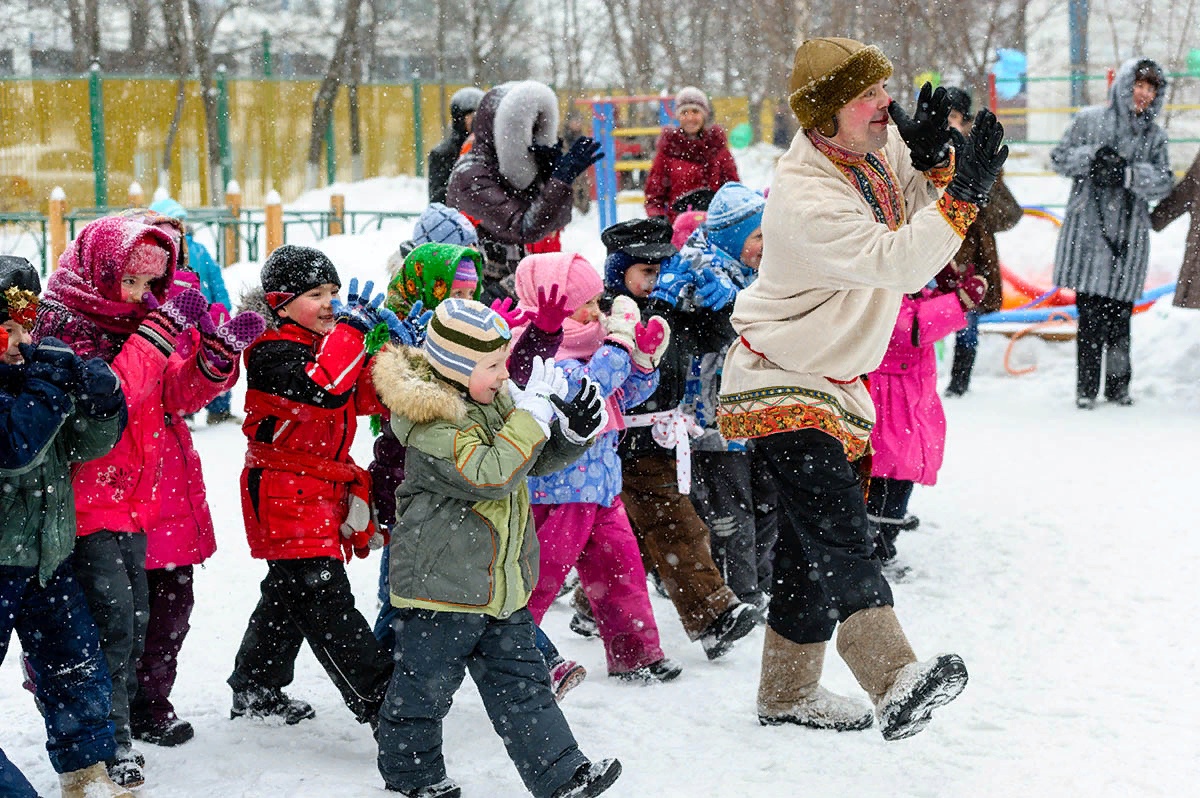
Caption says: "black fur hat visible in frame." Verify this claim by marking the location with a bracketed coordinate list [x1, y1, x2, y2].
[260, 245, 340, 310]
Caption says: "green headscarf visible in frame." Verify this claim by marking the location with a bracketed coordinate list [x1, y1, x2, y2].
[386, 242, 483, 315]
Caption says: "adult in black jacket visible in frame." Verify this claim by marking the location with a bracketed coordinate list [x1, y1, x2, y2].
[427, 87, 484, 204]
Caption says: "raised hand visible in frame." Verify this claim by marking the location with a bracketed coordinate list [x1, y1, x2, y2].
[490, 297, 530, 330]
[694, 266, 735, 311]
[631, 315, 671, 370]
[945, 110, 1009, 207]
[332, 277, 388, 334]
[889, 82, 954, 171]
[550, 376, 609, 443]
[199, 310, 266, 373]
[139, 287, 209, 355]
[531, 284, 572, 333]
[552, 137, 604, 184]
[20, 337, 83, 392]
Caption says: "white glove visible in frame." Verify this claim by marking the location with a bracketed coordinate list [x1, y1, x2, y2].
[509, 356, 565, 437]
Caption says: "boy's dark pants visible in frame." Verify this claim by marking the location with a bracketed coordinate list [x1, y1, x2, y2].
[132, 565, 195, 725]
[1075, 292, 1133, 400]
[1, 562, 116, 774]
[690, 449, 777, 605]
[228, 557, 393, 723]
[71, 531, 149, 750]
[0, 746, 38, 797]
[378, 608, 587, 798]
[754, 429, 894, 644]
[620, 453, 741, 639]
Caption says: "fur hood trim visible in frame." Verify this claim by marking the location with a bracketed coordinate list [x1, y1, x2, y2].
[491, 81, 561, 191]
[237, 286, 281, 330]
[372, 343, 467, 425]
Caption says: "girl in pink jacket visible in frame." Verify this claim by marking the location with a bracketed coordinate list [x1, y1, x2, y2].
[32, 215, 261, 788]
[866, 266, 985, 562]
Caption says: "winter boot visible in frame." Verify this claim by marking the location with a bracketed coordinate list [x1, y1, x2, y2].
[699, 603, 758, 661]
[757, 627, 873, 731]
[549, 659, 588, 701]
[386, 778, 462, 797]
[568, 588, 599, 639]
[131, 714, 195, 747]
[610, 657, 683, 684]
[836, 606, 967, 740]
[230, 683, 316, 724]
[206, 410, 244, 425]
[105, 748, 145, 789]
[60, 762, 135, 798]
[944, 347, 976, 397]
[551, 758, 623, 798]
[866, 516, 903, 563]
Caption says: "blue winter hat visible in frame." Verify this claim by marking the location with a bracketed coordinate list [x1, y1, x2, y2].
[604, 251, 634, 297]
[703, 182, 765, 261]
[412, 203, 478, 249]
[149, 197, 187, 221]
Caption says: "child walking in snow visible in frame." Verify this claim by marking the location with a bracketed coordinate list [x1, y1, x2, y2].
[372, 298, 620, 798]
[866, 265, 987, 561]
[32, 215, 236, 788]
[514, 252, 681, 684]
[228, 245, 409, 729]
[1, 256, 133, 798]
[118, 213, 264, 748]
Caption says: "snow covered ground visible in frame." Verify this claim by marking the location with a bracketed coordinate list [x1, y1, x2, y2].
[3, 156, 1199, 797]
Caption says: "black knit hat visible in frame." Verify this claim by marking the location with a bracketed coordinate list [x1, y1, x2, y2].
[944, 87, 972, 118]
[260, 245, 341, 310]
[601, 217, 678, 262]
[0, 255, 41, 328]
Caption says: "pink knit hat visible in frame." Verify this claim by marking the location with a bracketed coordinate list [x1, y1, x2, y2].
[514, 252, 603, 315]
[124, 241, 170, 277]
[672, 211, 707, 249]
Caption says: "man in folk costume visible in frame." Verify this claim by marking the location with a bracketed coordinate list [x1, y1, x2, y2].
[717, 38, 1008, 740]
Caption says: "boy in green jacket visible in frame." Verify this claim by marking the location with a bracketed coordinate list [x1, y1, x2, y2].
[0, 256, 132, 797]
[371, 298, 620, 798]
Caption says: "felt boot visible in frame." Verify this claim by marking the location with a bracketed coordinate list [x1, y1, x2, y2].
[60, 762, 135, 798]
[757, 627, 873, 731]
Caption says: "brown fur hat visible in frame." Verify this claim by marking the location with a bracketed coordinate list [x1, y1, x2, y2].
[788, 38, 893, 133]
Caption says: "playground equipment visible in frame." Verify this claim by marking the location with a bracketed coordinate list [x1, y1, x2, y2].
[576, 95, 674, 230]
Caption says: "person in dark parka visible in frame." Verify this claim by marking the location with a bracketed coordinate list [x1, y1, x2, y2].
[427, 87, 484, 205]
[1050, 58, 1173, 408]
[1150, 150, 1200, 309]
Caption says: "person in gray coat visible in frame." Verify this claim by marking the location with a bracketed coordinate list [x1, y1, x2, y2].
[1050, 58, 1174, 408]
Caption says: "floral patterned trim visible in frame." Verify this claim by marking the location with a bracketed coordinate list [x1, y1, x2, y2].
[717, 403, 870, 461]
[925, 149, 956, 189]
[936, 192, 979, 238]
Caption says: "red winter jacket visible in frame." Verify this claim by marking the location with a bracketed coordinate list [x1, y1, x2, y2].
[644, 126, 740, 223]
[240, 320, 384, 561]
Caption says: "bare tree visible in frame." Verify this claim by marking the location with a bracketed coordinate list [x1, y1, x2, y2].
[306, 0, 363, 189]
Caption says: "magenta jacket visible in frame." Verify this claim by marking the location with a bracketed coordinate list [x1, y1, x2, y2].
[31, 217, 235, 539]
[867, 290, 966, 486]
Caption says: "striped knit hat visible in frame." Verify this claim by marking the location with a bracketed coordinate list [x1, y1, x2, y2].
[422, 298, 512, 391]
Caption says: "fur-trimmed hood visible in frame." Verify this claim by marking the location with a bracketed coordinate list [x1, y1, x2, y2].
[238, 286, 281, 330]
[470, 81, 561, 191]
[372, 343, 467, 427]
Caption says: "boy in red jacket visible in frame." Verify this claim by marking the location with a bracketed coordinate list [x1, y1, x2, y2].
[227, 245, 396, 727]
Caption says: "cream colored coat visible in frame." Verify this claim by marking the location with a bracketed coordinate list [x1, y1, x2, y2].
[718, 128, 969, 449]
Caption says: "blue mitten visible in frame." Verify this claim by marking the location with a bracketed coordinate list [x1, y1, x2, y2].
[648, 254, 695, 308]
[694, 266, 736, 310]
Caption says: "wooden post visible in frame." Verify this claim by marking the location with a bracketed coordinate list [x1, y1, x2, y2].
[224, 180, 242, 267]
[127, 181, 144, 207]
[329, 192, 344, 236]
[48, 187, 67, 270]
[264, 190, 283, 257]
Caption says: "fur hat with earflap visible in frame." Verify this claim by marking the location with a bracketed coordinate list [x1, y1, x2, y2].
[788, 37, 893, 137]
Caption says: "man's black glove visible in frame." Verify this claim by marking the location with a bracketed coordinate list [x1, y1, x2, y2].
[1089, 145, 1127, 188]
[888, 82, 953, 171]
[945, 110, 1009, 206]
[76, 358, 124, 419]
[549, 376, 608, 443]
[551, 137, 603, 184]
[19, 338, 82, 393]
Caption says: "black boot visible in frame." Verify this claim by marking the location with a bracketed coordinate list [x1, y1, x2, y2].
[944, 347, 976, 397]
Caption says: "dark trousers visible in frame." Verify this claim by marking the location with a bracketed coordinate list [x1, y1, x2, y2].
[754, 429, 894, 644]
[690, 449, 777, 604]
[1, 562, 116, 774]
[132, 566, 195, 725]
[377, 608, 586, 798]
[228, 557, 393, 724]
[0, 746, 38, 797]
[71, 532, 149, 750]
[621, 453, 741, 639]
[866, 477, 914, 522]
[1075, 292, 1133, 400]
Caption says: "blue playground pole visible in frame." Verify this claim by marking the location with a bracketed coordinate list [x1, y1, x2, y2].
[658, 98, 674, 126]
[593, 101, 618, 232]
